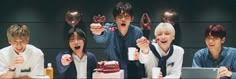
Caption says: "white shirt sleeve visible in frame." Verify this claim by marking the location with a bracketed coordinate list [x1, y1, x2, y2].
[0, 49, 9, 76]
[0, 59, 8, 76]
[139, 48, 152, 64]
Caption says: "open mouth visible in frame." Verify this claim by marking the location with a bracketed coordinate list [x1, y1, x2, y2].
[74, 46, 81, 50]
[121, 23, 126, 26]
[160, 41, 168, 43]
[16, 48, 23, 51]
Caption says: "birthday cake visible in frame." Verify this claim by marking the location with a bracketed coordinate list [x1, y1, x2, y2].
[93, 61, 124, 78]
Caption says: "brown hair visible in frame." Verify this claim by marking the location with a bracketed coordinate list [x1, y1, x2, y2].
[7, 24, 30, 41]
[205, 24, 226, 38]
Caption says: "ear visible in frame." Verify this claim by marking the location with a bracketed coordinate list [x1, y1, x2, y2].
[172, 36, 175, 40]
[113, 17, 116, 22]
[8, 40, 12, 44]
[221, 37, 226, 44]
[26, 38, 30, 44]
[131, 16, 134, 22]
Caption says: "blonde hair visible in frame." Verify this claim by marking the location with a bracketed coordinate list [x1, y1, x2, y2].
[154, 23, 175, 36]
[7, 24, 30, 41]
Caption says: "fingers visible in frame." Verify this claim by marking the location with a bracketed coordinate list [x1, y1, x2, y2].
[219, 66, 227, 74]
[90, 23, 104, 35]
[134, 51, 139, 60]
[15, 55, 24, 64]
[218, 66, 232, 77]
[136, 36, 150, 53]
[61, 54, 72, 66]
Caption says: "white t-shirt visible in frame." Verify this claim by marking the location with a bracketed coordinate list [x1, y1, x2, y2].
[139, 43, 184, 79]
[0, 44, 44, 78]
[72, 53, 87, 79]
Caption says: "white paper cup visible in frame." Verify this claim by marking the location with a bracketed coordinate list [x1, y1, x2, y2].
[152, 67, 160, 79]
[128, 47, 136, 61]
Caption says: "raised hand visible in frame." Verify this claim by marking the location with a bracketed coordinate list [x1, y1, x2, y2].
[61, 54, 73, 66]
[15, 53, 24, 64]
[136, 36, 150, 54]
[90, 23, 105, 36]
[10, 53, 24, 69]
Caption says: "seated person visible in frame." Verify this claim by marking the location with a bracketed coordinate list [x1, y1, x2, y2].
[192, 24, 236, 79]
[137, 23, 184, 79]
[0, 24, 44, 79]
[56, 28, 97, 79]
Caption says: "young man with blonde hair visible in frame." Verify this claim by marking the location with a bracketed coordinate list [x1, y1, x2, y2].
[137, 23, 184, 79]
[0, 24, 44, 79]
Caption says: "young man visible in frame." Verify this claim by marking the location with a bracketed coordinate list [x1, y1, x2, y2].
[137, 23, 184, 79]
[192, 24, 236, 79]
[56, 28, 97, 79]
[0, 24, 44, 78]
[90, 1, 145, 79]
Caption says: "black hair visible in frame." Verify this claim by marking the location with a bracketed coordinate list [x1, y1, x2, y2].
[66, 28, 87, 54]
[112, 1, 134, 17]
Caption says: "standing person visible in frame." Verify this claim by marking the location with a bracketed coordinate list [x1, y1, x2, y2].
[192, 24, 236, 79]
[137, 23, 184, 79]
[0, 24, 44, 78]
[56, 28, 97, 79]
[90, 1, 145, 79]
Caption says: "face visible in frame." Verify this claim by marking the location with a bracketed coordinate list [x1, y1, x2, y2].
[114, 12, 133, 31]
[155, 27, 175, 52]
[205, 34, 225, 53]
[9, 38, 28, 53]
[69, 32, 84, 54]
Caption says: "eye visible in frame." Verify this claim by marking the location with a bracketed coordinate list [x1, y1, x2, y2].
[157, 33, 162, 36]
[165, 32, 170, 35]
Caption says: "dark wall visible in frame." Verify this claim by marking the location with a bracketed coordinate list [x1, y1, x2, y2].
[1, 0, 236, 78]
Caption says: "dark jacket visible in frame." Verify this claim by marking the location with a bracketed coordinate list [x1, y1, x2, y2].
[56, 50, 97, 79]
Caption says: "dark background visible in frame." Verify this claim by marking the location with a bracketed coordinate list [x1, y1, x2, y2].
[1, 0, 236, 78]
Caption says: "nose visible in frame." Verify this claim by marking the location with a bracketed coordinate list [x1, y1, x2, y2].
[160, 34, 166, 40]
[16, 43, 22, 49]
[74, 39, 79, 44]
[121, 17, 126, 21]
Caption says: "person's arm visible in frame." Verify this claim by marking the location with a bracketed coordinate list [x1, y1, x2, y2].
[164, 47, 184, 78]
[0, 64, 15, 79]
[0, 51, 20, 78]
[93, 29, 110, 43]
[231, 72, 236, 79]
[56, 51, 70, 75]
[139, 49, 153, 64]
[229, 53, 236, 79]
[192, 50, 203, 67]
[91, 23, 112, 43]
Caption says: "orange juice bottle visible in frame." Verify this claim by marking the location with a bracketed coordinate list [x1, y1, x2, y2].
[46, 63, 54, 79]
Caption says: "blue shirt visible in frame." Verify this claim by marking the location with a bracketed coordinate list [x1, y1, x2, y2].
[192, 47, 236, 79]
[93, 23, 145, 78]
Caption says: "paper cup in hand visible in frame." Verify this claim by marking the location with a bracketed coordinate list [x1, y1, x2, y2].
[152, 67, 160, 79]
[128, 47, 136, 61]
